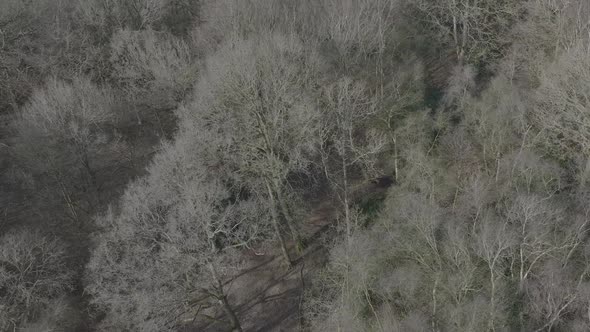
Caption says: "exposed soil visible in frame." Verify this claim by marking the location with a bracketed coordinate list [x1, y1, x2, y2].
[189, 178, 392, 332]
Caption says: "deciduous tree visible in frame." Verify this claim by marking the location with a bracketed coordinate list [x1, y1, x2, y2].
[180, 33, 324, 266]
[0, 229, 74, 330]
[319, 78, 386, 242]
[12, 77, 117, 224]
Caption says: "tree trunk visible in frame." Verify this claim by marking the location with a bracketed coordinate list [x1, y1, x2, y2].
[342, 155, 351, 244]
[208, 261, 243, 332]
[392, 134, 399, 182]
[489, 263, 497, 332]
[133, 103, 142, 125]
[274, 182, 302, 251]
[58, 180, 80, 227]
[82, 149, 101, 207]
[266, 180, 292, 267]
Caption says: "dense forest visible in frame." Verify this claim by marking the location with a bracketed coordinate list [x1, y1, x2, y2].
[1, 0, 590, 331]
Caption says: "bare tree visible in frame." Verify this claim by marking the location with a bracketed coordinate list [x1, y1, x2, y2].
[0, 0, 55, 112]
[86, 130, 270, 331]
[409, 0, 521, 65]
[374, 61, 425, 181]
[533, 44, 590, 164]
[528, 0, 590, 52]
[504, 194, 564, 290]
[474, 212, 516, 331]
[162, 180, 262, 331]
[163, 137, 268, 330]
[180, 34, 325, 266]
[319, 0, 401, 71]
[0, 228, 74, 331]
[524, 259, 590, 331]
[76, 0, 169, 32]
[12, 77, 117, 223]
[319, 78, 386, 243]
[110, 28, 196, 124]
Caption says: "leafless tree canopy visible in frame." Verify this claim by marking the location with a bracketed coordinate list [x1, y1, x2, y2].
[2, 0, 590, 330]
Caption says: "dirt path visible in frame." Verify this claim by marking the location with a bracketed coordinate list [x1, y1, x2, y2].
[188, 199, 336, 332]
[189, 178, 392, 332]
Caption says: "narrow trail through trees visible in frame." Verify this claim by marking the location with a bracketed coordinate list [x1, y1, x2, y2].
[190, 179, 392, 332]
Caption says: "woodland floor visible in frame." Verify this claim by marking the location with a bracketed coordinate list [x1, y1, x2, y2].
[190, 179, 392, 332]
